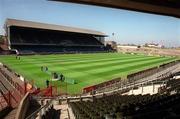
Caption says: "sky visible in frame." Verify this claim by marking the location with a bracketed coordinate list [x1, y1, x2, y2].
[0, 0, 179, 47]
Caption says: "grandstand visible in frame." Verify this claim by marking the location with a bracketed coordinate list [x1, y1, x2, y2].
[4, 19, 108, 54]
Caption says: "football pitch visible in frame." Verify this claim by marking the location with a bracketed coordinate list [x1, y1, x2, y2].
[0, 53, 177, 94]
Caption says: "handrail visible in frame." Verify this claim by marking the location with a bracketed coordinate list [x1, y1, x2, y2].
[25, 99, 53, 119]
[15, 92, 30, 119]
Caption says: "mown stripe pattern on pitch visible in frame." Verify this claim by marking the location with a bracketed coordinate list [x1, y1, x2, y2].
[0, 53, 177, 94]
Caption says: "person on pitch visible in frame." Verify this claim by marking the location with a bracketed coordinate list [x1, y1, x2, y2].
[46, 79, 49, 88]
[60, 74, 64, 81]
[41, 66, 43, 71]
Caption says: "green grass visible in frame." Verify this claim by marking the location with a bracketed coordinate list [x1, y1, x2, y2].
[0, 53, 177, 94]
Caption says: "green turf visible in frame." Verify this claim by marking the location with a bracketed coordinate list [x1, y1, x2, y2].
[0, 53, 177, 94]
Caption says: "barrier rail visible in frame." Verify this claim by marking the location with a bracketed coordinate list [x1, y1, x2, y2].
[15, 93, 30, 119]
[25, 99, 53, 119]
[0, 73, 24, 110]
[0, 95, 8, 111]
[0, 90, 21, 109]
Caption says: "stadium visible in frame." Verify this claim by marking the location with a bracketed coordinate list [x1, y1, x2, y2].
[0, 1, 180, 119]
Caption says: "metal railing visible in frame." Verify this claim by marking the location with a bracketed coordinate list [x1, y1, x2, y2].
[25, 99, 53, 119]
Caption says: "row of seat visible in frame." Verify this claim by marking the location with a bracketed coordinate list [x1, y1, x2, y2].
[128, 61, 179, 83]
[70, 70, 180, 119]
[10, 27, 103, 46]
[70, 93, 180, 119]
[96, 62, 179, 94]
[11, 43, 109, 54]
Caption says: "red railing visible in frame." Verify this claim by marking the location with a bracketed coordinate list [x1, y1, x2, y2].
[0, 80, 24, 110]
[0, 90, 21, 110]
[83, 77, 121, 93]
[0, 95, 8, 111]
[31, 85, 58, 97]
